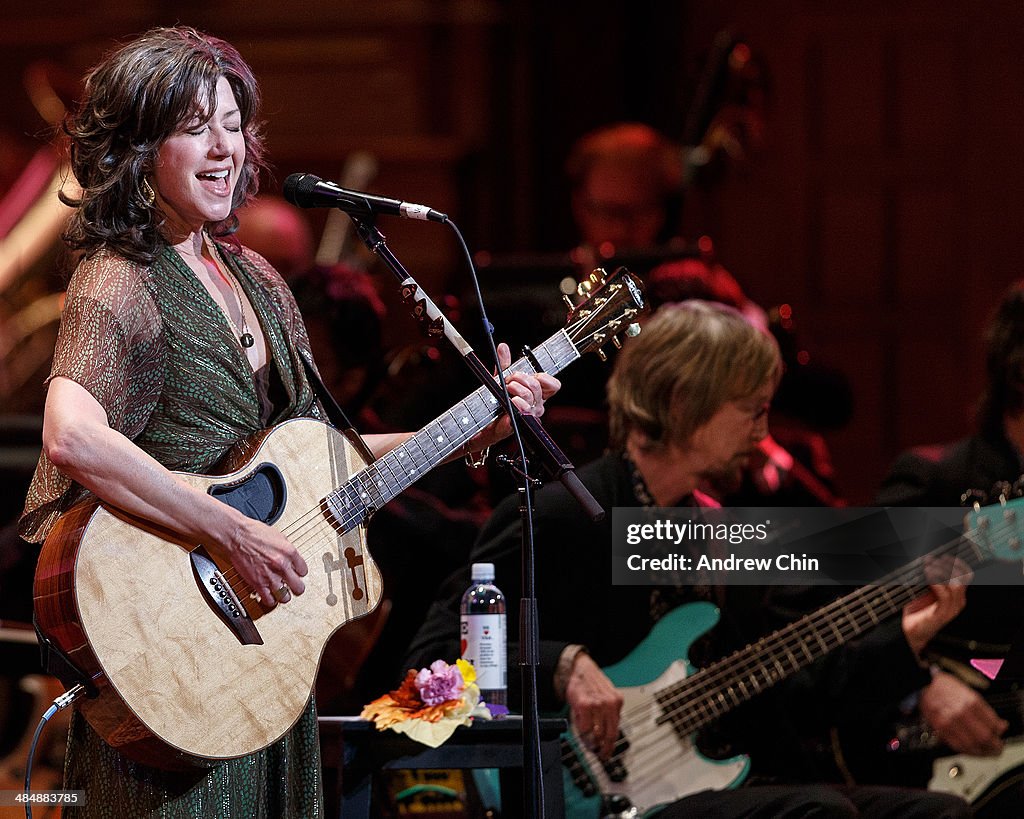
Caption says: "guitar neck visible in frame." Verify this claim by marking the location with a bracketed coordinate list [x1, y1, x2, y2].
[662, 533, 984, 735]
[324, 330, 579, 530]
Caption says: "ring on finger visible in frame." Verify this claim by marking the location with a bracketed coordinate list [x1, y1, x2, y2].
[272, 583, 291, 603]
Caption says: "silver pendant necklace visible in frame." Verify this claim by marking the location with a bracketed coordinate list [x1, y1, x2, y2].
[205, 232, 254, 348]
[225, 272, 255, 348]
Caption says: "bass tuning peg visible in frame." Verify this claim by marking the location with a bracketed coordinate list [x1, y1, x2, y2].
[960, 488, 988, 508]
[1011, 476, 1024, 499]
[992, 481, 1013, 504]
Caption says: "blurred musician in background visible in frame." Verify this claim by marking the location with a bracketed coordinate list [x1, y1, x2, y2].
[566, 122, 686, 267]
[864, 281, 1024, 816]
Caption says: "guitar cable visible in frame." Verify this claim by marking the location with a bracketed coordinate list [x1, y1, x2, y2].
[22, 683, 86, 819]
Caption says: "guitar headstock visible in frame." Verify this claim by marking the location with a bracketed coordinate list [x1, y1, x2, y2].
[563, 267, 645, 361]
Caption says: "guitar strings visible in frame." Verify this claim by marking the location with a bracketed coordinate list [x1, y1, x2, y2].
[621, 517, 983, 730]
[558, 511, 1016, 780]
[560, 521, 980, 779]
[577, 518, 1007, 780]
[645, 524, 982, 731]
[608, 580, 929, 779]
[602, 536, 975, 777]
[210, 293, 623, 599]
[214, 397, 500, 600]
[210, 335, 588, 600]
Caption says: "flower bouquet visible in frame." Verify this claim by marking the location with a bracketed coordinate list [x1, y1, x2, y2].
[360, 659, 501, 747]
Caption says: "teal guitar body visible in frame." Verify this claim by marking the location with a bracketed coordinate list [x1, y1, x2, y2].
[560, 500, 1024, 817]
[561, 602, 750, 818]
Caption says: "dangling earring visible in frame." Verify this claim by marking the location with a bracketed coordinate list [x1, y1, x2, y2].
[142, 178, 156, 206]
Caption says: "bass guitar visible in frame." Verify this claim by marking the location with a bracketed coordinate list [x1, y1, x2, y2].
[34, 268, 644, 769]
[562, 501, 1024, 818]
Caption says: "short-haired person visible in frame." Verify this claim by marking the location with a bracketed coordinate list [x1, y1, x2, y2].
[407, 301, 971, 817]
[566, 122, 683, 257]
[19, 27, 557, 817]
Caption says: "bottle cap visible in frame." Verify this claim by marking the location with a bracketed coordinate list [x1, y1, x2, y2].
[471, 562, 495, 582]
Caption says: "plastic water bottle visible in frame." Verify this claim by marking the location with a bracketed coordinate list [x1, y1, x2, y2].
[460, 562, 507, 708]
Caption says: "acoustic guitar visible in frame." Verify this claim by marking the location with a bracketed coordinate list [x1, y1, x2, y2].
[34, 268, 644, 769]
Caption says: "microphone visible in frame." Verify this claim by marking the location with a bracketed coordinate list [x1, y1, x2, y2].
[283, 173, 448, 223]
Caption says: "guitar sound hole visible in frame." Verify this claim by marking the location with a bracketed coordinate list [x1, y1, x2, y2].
[209, 463, 287, 524]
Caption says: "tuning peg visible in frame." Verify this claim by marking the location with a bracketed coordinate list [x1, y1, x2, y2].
[563, 294, 575, 310]
[993, 481, 1013, 504]
[577, 269, 609, 296]
[625, 323, 641, 337]
[596, 349, 608, 362]
[1012, 476, 1024, 499]
[612, 336, 623, 349]
[960, 488, 988, 508]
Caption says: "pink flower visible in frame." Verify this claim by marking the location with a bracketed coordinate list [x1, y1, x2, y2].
[414, 660, 465, 706]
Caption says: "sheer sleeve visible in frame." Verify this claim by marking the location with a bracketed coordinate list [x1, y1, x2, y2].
[49, 251, 165, 434]
[20, 251, 165, 541]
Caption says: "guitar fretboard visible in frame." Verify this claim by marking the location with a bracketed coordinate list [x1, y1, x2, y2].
[323, 331, 579, 531]
[658, 531, 986, 735]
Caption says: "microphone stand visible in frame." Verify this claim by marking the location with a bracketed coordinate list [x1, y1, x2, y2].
[350, 216, 603, 818]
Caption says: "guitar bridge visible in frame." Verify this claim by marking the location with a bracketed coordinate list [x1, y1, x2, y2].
[190, 546, 263, 645]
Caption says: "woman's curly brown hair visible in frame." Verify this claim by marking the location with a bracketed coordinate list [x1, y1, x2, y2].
[60, 26, 267, 263]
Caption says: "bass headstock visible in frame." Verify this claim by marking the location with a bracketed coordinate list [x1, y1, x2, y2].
[964, 494, 1024, 564]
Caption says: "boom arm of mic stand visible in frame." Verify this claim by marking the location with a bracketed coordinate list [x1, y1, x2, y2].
[350, 215, 605, 522]
[517, 413, 604, 522]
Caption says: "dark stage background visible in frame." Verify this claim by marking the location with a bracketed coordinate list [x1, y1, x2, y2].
[2, 0, 1024, 504]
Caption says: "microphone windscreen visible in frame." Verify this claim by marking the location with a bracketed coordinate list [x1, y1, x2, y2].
[283, 173, 321, 207]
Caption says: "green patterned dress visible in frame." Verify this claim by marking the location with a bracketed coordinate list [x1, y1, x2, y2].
[21, 239, 325, 818]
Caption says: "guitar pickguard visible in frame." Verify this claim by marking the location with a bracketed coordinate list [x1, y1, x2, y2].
[563, 603, 750, 818]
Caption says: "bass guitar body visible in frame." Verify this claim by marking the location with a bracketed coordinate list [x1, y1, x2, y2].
[563, 603, 749, 818]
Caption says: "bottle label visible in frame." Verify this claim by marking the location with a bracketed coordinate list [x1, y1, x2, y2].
[461, 613, 507, 692]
